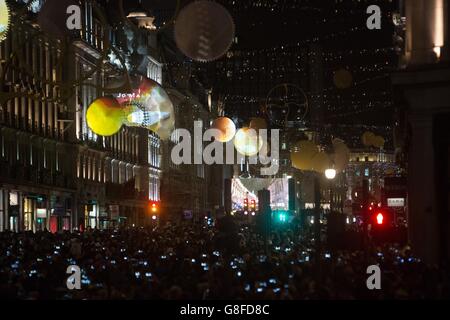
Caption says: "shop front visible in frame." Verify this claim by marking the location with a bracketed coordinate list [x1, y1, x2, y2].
[22, 194, 47, 232]
[84, 201, 99, 230]
[8, 191, 20, 232]
[1, 183, 75, 233]
[49, 205, 71, 233]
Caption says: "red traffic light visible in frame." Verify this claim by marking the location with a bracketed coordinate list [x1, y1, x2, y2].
[376, 212, 384, 225]
[371, 209, 390, 227]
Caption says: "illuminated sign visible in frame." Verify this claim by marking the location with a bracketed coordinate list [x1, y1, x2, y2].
[36, 208, 47, 218]
[387, 198, 405, 207]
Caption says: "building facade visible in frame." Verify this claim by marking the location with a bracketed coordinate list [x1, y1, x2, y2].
[345, 149, 401, 216]
[0, 0, 162, 231]
[0, 3, 77, 232]
[392, 0, 450, 264]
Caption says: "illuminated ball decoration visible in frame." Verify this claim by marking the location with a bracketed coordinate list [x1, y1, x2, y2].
[362, 131, 376, 146]
[174, 0, 235, 62]
[234, 127, 263, 157]
[0, 0, 10, 43]
[290, 140, 319, 171]
[373, 136, 385, 148]
[331, 138, 350, 172]
[333, 68, 353, 89]
[86, 97, 125, 136]
[116, 78, 175, 140]
[362, 131, 385, 148]
[211, 117, 236, 142]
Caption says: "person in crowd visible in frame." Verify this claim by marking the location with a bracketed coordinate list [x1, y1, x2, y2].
[0, 223, 449, 300]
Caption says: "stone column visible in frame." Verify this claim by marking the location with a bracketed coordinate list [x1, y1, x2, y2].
[405, 0, 449, 64]
[407, 115, 440, 263]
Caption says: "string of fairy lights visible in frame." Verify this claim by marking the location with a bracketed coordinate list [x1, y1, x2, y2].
[157, 1, 396, 131]
[221, 73, 392, 102]
[219, 0, 323, 11]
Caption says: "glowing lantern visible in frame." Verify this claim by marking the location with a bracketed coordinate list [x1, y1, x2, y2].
[86, 97, 125, 136]
[211, 117, 236, 142]
[233, 127, 264, 156]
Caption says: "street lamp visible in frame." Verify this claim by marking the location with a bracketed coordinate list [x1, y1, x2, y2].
[324, 167, 336, 214]
[324, 168, 337, 180]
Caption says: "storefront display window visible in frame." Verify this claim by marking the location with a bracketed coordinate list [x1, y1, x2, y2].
[85, 204, 98, 229]
[23, 198, 33, 231]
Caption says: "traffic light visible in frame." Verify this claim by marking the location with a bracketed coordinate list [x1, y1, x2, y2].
[243, 198, 249, 212]
[369, 208, 393, 244]
[149, 201, 159, 214]
[250, 199, 256, 215]
[370, 208, 390, 228]
[376, 212, 384, 225]
[277, 211, 287, 223]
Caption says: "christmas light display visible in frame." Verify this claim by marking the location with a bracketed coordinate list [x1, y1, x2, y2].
[0, 0, 10, 43]
[174, 0, 235, 62]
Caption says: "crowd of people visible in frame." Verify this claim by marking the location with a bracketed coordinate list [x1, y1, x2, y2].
[0, 218, 449, 300]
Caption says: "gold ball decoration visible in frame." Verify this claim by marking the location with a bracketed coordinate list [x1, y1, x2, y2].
[211, 117, 236, 142]
[290, 140, 319, 171]
[333, 68, 353, 89]
[234, 127, 264, 157]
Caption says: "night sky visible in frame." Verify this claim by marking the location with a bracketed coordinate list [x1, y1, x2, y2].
[132, 0, 398, 147]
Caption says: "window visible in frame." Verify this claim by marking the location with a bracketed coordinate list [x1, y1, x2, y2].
[364, 168, 370, 177]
